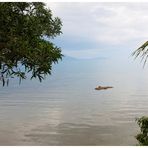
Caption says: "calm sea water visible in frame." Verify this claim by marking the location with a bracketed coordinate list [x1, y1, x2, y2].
[0, 54, 148, 145]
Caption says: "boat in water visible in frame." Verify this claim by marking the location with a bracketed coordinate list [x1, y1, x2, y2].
[95, 86, 113, 90]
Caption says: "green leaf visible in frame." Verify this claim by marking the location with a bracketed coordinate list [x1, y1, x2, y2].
[0, 2, 62, 86]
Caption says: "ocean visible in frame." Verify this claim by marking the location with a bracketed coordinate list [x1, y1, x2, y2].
[0, 53, 148, 145]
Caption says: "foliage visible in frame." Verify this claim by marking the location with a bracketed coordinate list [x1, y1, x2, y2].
[0, 2, 62, 86]
[132, 41, 148, 67]
[136, 116, 148, 146]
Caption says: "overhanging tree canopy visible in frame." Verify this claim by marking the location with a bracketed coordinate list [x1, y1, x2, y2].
[0, 2, 62, 86]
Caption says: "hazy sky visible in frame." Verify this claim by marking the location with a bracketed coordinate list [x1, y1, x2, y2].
[46, 2, 148, 59]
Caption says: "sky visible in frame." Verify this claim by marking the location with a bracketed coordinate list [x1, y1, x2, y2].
[45, 2, 148, 59]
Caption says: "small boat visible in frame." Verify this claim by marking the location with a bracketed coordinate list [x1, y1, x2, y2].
[95, 86, 113, 90]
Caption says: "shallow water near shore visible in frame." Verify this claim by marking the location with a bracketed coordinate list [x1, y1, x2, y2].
[0, 55, 148, 145]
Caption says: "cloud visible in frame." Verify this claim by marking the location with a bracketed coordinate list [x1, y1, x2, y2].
[45, 2, 148, 59]
[63, 48, 108, 59]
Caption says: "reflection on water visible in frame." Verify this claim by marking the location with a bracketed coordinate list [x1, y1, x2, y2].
[0, 57, 148, 145]
[24, 123, 136, 146]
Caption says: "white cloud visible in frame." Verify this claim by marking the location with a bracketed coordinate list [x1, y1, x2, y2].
[63, 48, 106, 59]
[45, 2, 148, 59]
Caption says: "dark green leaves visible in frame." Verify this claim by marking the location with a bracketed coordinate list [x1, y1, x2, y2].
[132, 41, 148, 67]
[0, 2, 62, 86]
[136, 116, 148, 146]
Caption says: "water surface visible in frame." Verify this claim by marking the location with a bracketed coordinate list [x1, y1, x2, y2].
[0, 55, 148, 145]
